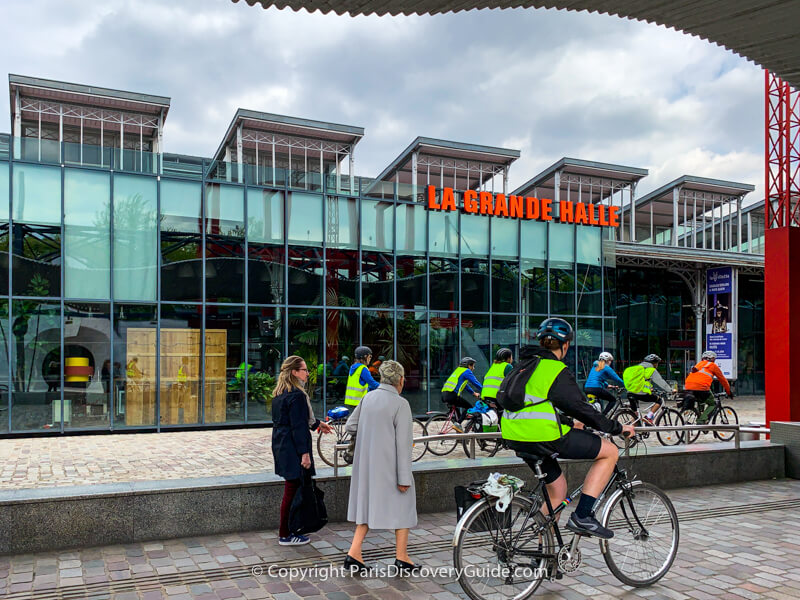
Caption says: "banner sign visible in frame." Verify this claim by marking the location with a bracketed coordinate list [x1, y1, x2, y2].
[706, 266, 737, 379]
[427, 185, 620, 227]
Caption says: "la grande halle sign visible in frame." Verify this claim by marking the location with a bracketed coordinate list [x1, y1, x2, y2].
[427, 185, 621, 227]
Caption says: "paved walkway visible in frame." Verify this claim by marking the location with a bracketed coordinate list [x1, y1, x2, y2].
[0, 397, 766, 491]
[0, 478, 797, 599]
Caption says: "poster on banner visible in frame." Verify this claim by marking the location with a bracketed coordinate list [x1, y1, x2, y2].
[706, 266, 737, 379]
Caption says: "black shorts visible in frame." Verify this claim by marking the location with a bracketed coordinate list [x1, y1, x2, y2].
[508, 429, 603, 484]
[441, 391, 473, 410]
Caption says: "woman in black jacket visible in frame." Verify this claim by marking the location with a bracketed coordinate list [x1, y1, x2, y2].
[271, 355, 332, 545]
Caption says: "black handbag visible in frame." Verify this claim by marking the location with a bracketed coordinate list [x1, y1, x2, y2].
[289, 470, 328, 535]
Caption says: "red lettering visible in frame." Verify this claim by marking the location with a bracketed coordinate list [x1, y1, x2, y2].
[479, 191, 493, 215]
[559, 201, 574, 223]
[609, 205, 621, 227]
[441, 187, 457, 212]
[427, 185, 441, 210]
[509, 195, 523, 218]
[598, 204, 609, 226]
[526, 197, 540, 220]
[588, 203, 598, 226]
[463, 190, 478, 213]
[541, 199, 553, 221]
[575, 202, 589, 225]
[494, 193, 509, 217]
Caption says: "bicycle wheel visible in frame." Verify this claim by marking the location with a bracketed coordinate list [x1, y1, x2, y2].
[600, 481, 679, 587]
[655, 408, 684, 446]
[679, 408, 700, 444]
[611, 408, 638, 449]
[316, 423, 350, 467]
[426, 414, 459, 455]
[412, 418, 427, 462]
[454, 495, 553, 600]
[462, 419, 502, 459]
[712, 406, 738, 441]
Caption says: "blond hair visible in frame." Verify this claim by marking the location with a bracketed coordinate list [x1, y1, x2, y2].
[378, 360, 404, 386]
[273, 355, 308, 398]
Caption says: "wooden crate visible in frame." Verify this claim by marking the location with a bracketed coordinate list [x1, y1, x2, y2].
[125, 329, 157, 426]
[204, 329, 227, 423]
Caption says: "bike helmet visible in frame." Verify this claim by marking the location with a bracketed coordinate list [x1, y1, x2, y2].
[536, 318, 574, 343]
[495, 347, 513, 362]
[599, 352, 614, 362]
[459, 356, 477, 368]
[644, 353, 662, 363]
[701, 350, 717, 361]
[354, 346, 372, 360]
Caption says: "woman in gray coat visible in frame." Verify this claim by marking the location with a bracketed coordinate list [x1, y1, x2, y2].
[343, 360, 420, 575]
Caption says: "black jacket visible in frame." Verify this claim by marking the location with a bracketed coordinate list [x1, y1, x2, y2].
[519, 345, 623, 436]
[271, 389, 320, 481]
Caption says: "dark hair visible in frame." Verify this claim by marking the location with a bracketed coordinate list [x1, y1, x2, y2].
[540, 337, 563, 352]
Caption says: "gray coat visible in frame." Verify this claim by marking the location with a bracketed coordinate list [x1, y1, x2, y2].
[345, 383, 418, 529]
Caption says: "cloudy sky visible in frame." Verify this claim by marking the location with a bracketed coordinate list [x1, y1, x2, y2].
[0, 0, 764, 201]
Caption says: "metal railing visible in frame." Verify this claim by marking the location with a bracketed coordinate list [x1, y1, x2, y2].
[331, 424, 771, 477]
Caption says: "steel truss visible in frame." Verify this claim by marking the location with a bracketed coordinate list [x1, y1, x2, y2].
[19, 97, 160, 131]
[240, 130, 353, 156]
[416, 155, 505, 176]
[560, 173, 631, 201]
[765, 71, 800, 228]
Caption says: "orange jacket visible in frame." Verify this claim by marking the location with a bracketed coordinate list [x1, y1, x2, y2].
[684, 360, 731, 394]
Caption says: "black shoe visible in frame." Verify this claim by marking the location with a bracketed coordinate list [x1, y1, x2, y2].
[566, 512, 614, 539]
[394, 558, 423, 576]
[343, 554, 370, 575]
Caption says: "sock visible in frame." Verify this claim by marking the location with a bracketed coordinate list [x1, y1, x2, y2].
[575, 494, 597, 519]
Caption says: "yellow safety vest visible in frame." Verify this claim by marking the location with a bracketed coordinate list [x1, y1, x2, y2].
[641, 367, 656, 395]
[442, 367, 469, 395]
[501, 358, 571, 442]
[177, 365, 187, 383]
[345, 364, 369, 406]
[481, 363, 509, 400]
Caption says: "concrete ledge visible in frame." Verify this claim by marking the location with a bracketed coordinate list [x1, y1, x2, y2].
[771, 422, 800, 478]
[0, 440, 784, 555]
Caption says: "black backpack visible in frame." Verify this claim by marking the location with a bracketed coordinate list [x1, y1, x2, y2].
[495, 356, 541, 412]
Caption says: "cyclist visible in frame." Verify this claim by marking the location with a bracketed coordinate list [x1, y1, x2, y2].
[622, 354, 672, 425]
[441, 357, 483, 424]
[584, 352, 625, 416]
[683, 350, 733, 424]
[501, 318, 634, 539]
[344, 346, 380, 412]
[481, 348, 514, 408]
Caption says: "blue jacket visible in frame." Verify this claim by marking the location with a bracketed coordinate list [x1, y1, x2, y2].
[584, 361, 625, 390]
[271, 389, 318, 481]
[456, 368, 483, 395]
[349, 363, 380, 391]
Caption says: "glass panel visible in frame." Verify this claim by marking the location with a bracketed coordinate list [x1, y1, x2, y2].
[396, 203, 426, 254]
[361, 311, 393, 383]
[492, 261, 519, 313]
[325, 250, 358, 308]
[288, 246, 323, 305]
[287, 192, 323, 246]
[326, 197, 358, 249]
[248, 244, 285, 305]
[460, 314, 491, 375]
[604, 264, 617, 317]
[159, 304, 203, 425]
[430, 311, 458, 409]
[550, 267, 575, 315]
[460, 214, 489, 256]
[247, 189, 283, 244]
[0, 162, 9, 221]
[429, 257, 458, 311]
[205, 305, 244, 424]
[63, 302, 110, 429]
[396, 256, 426, 310]
[113, 174, 157, 301]
[12, 223, 61, 297]
[288, 308, 323, 415]
[246, 306, 283, 422]
[0, 299, 8, 432]
[577, 264, 603, 316]
[113, 304, 158, 428]
[520, 220, 546, 261]
[324, 308, 358, 406]
[64, 169, 110, 299]
[361, 252, 393, 308]
[549, 222, 575, 265]
[492, 315, 519, 361]
[576, 318, 603, 383]
[461, 258, 489, 312]
[12, 163, 61, 225]
[206, 184, 245, 303]
[577, 227, 602, 266]
[362, 200, 394, 251]
[492, 217, 518, 258]
[206, 184, 244, 237]
[524, 314, 548, 347]
[161, 180, 202, 302]
[397, 311, 427, 414]
[428, 210, 458, 255]
[11, 300, 60, 431]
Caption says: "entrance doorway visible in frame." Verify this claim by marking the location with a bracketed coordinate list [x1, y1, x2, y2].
[667, 348, 693, 389]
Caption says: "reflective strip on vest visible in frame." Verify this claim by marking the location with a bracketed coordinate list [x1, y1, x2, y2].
[481, 363, 508, 399]
[345, 364, 369, 406]
[442, 367, 468, 395]
[501, 359, 570, 442]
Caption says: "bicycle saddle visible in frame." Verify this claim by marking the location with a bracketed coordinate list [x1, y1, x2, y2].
[515, 451, 559, 464]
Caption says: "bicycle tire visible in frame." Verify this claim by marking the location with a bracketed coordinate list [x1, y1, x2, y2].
[679, 408, 700, 444]
[611, 408, 638, 449]
[712, 406, 738, 441]
[426, 414, 460, 455]
[655, 408, 684, 446]
[454, 495, 552, 600]
[600, 481, 679, 587]
[316, 422, 350, 467]
[462, 419, 501, 459]
[412, 418, 428, 462]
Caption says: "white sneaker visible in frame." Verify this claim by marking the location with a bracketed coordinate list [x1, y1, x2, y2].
[278, 534, 310, 546]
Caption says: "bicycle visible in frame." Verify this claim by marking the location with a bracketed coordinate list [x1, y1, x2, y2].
[462, 401, 503, 458]
[611, 391, 684, 448]
[678, 391, 738, 444]
[426, 402, 470, 456]
[453, 437, 679, 600]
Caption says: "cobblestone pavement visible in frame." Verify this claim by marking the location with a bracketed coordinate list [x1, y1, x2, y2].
[0, 397, 766, 491]
[0, 478, 797, 599]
